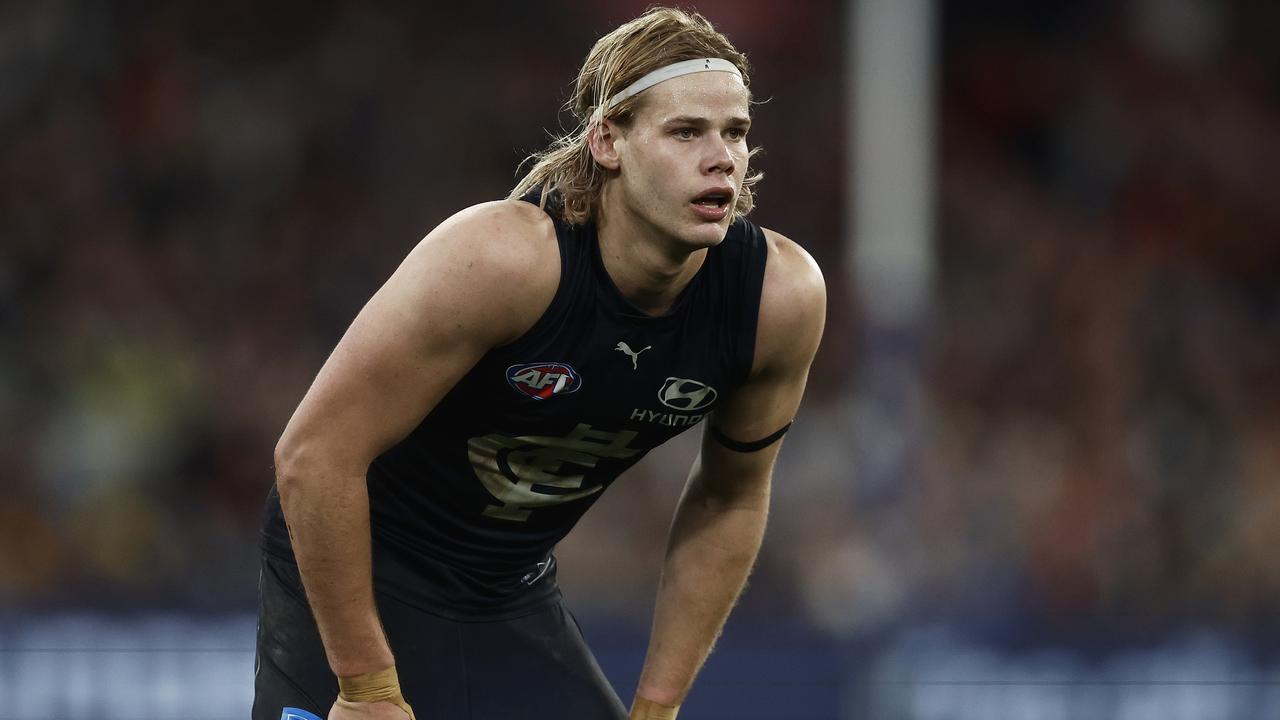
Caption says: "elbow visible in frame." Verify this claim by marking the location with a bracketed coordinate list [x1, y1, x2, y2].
[273, 427, 371, 502]
[273, 431, 311, 499]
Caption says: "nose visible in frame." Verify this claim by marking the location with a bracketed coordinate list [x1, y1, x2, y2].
[703, 135, 735, 177]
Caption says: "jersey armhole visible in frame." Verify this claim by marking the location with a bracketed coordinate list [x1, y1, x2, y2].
[731, 221, 769, 388]
[491, 207, 571, 351]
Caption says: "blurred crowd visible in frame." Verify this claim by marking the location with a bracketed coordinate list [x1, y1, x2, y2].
[929, 0, 1280, 633]
[3, 0, 1278, 649]
[0, 0, 841, 613]
[779, 0, 1280, 641]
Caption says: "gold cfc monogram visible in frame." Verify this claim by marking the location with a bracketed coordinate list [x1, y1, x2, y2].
[468, 423, 642, 521]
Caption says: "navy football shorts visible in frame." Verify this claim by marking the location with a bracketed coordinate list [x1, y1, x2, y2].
[252, 553, 627, 720]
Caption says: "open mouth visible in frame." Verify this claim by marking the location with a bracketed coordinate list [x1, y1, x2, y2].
[691, 189, 733, 209]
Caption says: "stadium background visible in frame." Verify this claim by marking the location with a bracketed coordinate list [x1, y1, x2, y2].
[2, 0, 1278, 718]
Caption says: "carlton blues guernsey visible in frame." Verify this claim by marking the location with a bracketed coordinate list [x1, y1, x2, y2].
[260, 192, 768, 620]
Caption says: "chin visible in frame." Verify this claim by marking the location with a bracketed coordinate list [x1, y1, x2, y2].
[679, 221, 731, 248]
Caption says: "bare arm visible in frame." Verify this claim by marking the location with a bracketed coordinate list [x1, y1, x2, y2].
[631, 230, 827, 715]
[272, 201, 558, 713]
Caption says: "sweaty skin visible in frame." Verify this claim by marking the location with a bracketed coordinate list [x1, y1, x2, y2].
[592, 69, 827, 713]
[592, 71, 753, 314]
[275, 69, 825, 720]
[275, 202, 561, 720]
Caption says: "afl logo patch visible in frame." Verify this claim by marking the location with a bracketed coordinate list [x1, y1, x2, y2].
[658, 377, 717, 412]
[507, 362, 582, 400]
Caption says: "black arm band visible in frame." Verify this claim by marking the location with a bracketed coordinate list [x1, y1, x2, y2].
[708, 421, 793, 453]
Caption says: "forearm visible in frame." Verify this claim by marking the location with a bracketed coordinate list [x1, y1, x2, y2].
[277, 463, 394, 677]
[636, 482, 769, 706]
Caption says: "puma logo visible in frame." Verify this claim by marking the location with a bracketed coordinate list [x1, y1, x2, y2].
[614, 341, 652, 370]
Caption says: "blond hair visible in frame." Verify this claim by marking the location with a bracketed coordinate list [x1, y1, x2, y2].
[509, 7, 762, 225]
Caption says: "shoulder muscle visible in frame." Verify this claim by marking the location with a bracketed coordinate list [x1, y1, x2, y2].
[275, 200, 560, 471]
[393, 199, 560, 349]
[753, 227, 827, 380]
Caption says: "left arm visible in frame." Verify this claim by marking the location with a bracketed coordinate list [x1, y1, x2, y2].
[631, 230, 827, 718]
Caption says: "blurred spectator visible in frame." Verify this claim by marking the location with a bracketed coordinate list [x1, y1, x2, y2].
[0, 1, 842, 615]
[3, 0, 1278, 650]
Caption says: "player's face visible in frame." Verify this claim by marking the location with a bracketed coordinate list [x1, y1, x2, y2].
[611, 72, 752, 248]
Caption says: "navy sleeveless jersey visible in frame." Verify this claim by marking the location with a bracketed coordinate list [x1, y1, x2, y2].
[261, 194, 768, 619]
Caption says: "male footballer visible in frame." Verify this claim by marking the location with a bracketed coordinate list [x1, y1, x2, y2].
[254, 7, 825, 719]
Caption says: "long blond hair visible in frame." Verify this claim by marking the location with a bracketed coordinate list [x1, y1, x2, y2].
[509, 7, 761, 225]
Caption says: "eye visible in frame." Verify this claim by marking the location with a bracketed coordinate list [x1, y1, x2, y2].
[674, 127, 697, 139]
[726, 127, 748, 141]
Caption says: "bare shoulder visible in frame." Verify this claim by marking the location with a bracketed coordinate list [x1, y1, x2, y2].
[415, 199, 558, 285]
[753, 227, 827, 374]
[276, 200, 561, 468]
[395, 199, 561, 346]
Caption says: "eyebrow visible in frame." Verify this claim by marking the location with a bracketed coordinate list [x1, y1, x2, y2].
[662, 115, 753, 128]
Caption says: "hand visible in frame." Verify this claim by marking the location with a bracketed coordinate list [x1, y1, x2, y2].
[328, 699, 414, 720]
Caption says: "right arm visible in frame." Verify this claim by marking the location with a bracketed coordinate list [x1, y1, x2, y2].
[272, 201, 559, 717]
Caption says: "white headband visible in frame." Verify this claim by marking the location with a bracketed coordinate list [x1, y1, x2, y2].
[600, 58, 743, 115]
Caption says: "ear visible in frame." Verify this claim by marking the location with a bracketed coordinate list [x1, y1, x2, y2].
[587, 118, 622, 171]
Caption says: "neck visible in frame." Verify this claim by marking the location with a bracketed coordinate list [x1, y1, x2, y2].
[596, 188, 708, 316]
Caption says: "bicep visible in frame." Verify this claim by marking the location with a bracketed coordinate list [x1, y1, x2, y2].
[281, 274, 488, 475]
[694, 229, 827, 498]
[694, 355, 814, 502]
[277, 204, 555, 475]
